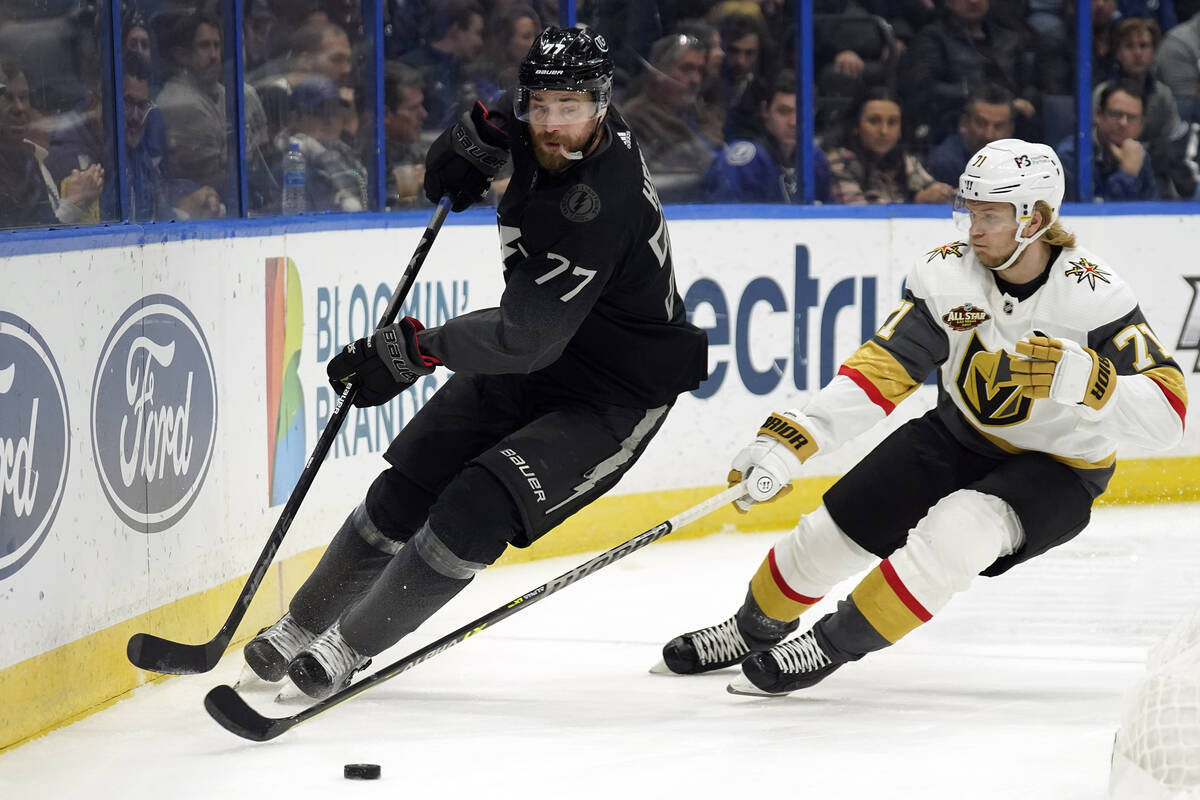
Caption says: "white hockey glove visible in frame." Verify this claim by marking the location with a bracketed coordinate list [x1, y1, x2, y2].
[727, 411, 819, 513]
[1011, 334, 1116, 412]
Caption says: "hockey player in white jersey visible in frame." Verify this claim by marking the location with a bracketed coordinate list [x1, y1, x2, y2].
[653, 138, 1189, 696]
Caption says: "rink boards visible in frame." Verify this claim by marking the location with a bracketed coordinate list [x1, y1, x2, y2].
[2, 207, 1198, 750]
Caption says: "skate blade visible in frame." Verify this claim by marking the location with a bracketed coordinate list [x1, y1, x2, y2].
[648, 658, 681, 675]
[273, 678, 308, 704]
[232, 664, 270, 691]
[726, 673, 788, 697]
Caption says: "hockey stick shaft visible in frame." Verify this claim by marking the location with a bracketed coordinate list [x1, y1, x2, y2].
[204, 482, 749, 741]
[128, 197, 453, 675]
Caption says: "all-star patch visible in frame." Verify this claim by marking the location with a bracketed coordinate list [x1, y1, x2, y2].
[926, 241, 968, 262]
[942, 302, 991, 331]
[561, 183, 601, 222]
[1065, 257, 1111, 290]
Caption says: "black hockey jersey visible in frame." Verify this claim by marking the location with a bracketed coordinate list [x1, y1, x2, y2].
[417, 102, 708, 408]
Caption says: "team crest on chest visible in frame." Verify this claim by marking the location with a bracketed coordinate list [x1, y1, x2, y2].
[955, 331, 1033, 427]
[561, 183, 601, 222]
[1065, 257, 1111, 290]
[942, 302, 991, 331]
[926, 241, 967, 262]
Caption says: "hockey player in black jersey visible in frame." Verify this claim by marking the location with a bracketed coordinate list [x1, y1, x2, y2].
[653, 139, 1188, 696]
[242, 26, 708, 699]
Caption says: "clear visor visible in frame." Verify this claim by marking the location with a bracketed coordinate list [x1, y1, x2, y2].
[952, 193, 1018, 234]
[514, 87, 603, 125]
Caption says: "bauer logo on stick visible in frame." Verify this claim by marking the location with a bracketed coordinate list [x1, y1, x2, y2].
[0, 312, 70, 580]
[92, 295, 218, 533]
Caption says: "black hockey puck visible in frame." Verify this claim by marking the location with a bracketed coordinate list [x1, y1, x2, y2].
[344, 763, 381, 780]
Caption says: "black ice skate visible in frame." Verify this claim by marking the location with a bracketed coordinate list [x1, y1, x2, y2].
[287, 622, 369, 700]
[652, 613, 798, 675]
[727, 628, 845, 696]
[243, 613, 317, 683]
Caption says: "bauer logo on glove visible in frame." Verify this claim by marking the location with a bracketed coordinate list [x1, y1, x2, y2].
[327, 317, 441, 408]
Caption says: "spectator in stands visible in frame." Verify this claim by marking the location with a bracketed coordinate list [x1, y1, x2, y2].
[243, 0, 277, 74]
[1093, 0, 1123, 82]
[715, 12, 774, 140]
[124, 10, 154, 68]
[825, 86, 957, 205]
[1060, 79, 1159, 200]
[0, 58, 71, 227]
[157, 10, 228, 218]
[1120, 0, 1178, 30]
[384, 0, 431, 58]
[254, 19, 354, 143]
[1096, 17, 1195, 198]
[123, 8, 167, 165]
[384, 61, 428, 209]
[900, 0, 1041, 152]
[400, 0, 485, 130]
[119, 51, 173, 221]
[622, 32, 719, 202]
[924, 83, 1016, 186]
[466, 5, 540, 107]
[279, 75, 367, 212]
[814, 1, 898, 105]
[44, 77, 108, 224]
[671, 18, 726, 146]
[702, 70, 833, 203]
[1156, 9, 1200, 123]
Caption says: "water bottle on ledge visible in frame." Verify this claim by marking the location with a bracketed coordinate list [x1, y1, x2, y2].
[282, 139, 307, 214]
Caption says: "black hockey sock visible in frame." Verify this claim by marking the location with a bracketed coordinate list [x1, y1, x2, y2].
[289, 504, 401, 634]
[735, 590, 800, 648]
[337, 524, 482, 657]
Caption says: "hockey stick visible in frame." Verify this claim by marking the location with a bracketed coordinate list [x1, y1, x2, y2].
[127, 197, 454, 675]
[204, 482, 748, 741]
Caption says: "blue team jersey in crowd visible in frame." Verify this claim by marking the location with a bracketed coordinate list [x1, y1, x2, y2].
[701, 138, 833, 204]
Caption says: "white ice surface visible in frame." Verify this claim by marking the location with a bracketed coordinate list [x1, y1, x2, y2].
[3, 503, 1199, 800]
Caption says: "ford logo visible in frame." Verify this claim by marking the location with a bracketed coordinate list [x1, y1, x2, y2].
[0, 312, 70, 580]
[91, 295, 217, 532]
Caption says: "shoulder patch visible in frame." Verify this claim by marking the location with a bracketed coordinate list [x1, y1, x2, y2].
[926, 241, 968, 262]
[725, 141, 758, 167]
[1064, 257, 1111, 290]
[942, 302, 991, 331]
[561, 183, 602, 223]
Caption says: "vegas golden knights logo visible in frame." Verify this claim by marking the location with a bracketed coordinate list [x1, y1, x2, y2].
[955, 332, 1033, 427]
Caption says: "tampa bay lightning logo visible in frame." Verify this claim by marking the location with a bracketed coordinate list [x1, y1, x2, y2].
[91, 295, 217, 533]
[0, 313, 70, 580]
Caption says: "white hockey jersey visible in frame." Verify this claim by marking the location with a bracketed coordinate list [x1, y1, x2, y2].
[794, 239, 1188, 495]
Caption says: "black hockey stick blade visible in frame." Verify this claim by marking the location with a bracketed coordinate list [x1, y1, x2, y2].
[204, 482, 747, 741]
[128, 633, 225, 676]
[204, 685, 295, 742]
[126, 197, 453, 676]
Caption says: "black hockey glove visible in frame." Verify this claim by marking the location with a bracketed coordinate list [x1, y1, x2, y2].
[424, 102, 509, 211]
[326, 317, 440, 407]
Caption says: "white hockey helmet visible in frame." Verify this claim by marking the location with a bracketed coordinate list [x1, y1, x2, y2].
[954, 138, 1065, 270]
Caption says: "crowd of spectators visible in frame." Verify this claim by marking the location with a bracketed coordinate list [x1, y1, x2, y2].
[3, 0, 1200, 230]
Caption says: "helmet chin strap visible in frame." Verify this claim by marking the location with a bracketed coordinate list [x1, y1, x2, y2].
[984, 216, 1050, 272]
[561, 114, 605, 161]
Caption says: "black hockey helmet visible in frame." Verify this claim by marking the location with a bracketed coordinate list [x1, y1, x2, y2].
[515, 26, 613, 122]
